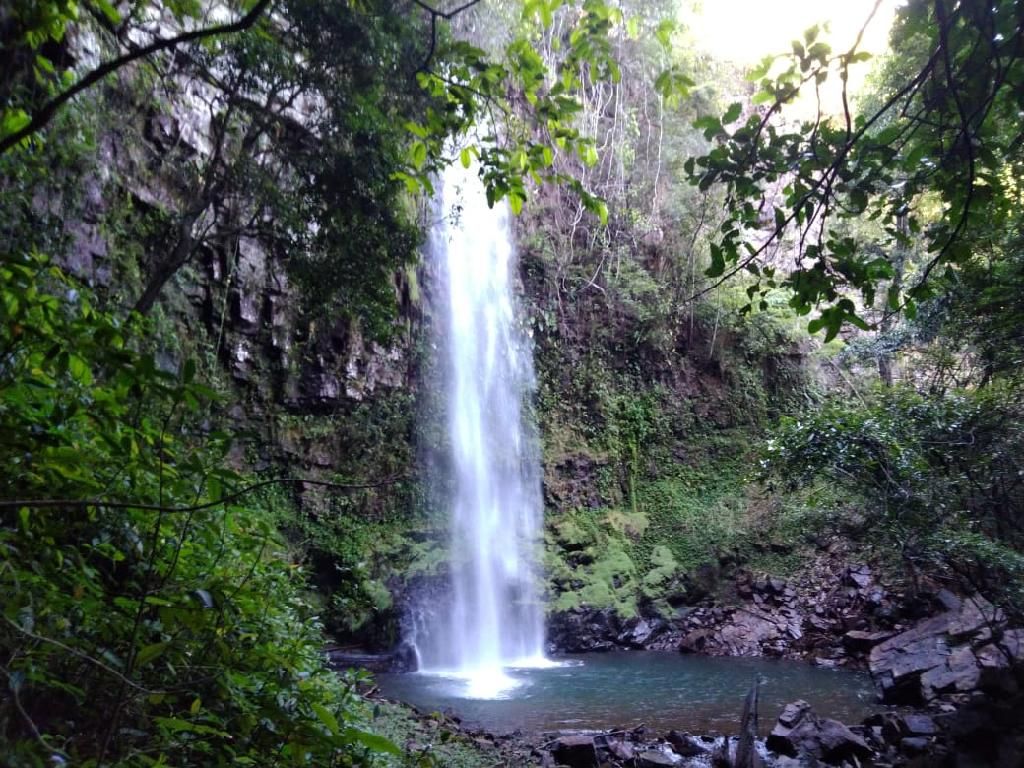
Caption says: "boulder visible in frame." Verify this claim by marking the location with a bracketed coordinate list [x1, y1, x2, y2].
[900, 736, 930, 756]
[778, 700, 812, 729]
[606, 738, 635, 761]
[788, 719, 871, 764]
[617, 617, 666, 648]
[919, 644, 980, 699]
[551, 734, 598, 768]
[679, 628, 712, 654]
[881, 713, 939, 743]
[767, 701, 871, 765]
[547, 609, 619, 653]
[869, 594, 1004, 703]
[902, 714, 939, 736]
[842, 629, 894, 654]
[665, 730, 706, 757]
[324, 641, 417, 673]
[846, 565, 872, 589]
[716, 610, 783, 656]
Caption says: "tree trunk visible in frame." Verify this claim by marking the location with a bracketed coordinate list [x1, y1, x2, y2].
[133, 208, 203, 315]
[878, 215, 909, 386]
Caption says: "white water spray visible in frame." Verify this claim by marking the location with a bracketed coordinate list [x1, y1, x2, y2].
[414, 160, 547, 698]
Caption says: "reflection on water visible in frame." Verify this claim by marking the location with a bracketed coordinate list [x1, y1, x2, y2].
[376, 652, 878, 734]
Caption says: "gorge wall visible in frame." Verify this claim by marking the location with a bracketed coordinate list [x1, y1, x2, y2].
[33, 32, 833, 653]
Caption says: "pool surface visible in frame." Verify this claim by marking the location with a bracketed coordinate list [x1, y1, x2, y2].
[376, 652, 878, 734]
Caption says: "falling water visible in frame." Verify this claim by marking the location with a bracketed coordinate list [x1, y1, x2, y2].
[414, 159, 547, 697]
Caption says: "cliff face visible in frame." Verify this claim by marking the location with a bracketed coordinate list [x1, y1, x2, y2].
[34, 30, 826, 647]
[49, 46, 419, 475]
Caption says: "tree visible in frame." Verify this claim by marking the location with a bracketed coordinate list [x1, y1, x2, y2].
[3, 0, 680, 323]
[686, 0, 1024, 340]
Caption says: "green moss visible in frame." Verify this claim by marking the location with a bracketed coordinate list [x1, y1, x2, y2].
[641, 545, 679, 591]
[548, 525, 639, 617]
[541, 427, 851, 614]
[604, 507, 649, 538]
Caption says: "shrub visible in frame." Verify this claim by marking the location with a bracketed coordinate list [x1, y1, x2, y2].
[0, 254, 397, 766]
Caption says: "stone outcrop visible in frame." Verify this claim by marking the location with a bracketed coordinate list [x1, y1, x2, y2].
[547, 541, 937, 665]
[868, 590, 1022, 704]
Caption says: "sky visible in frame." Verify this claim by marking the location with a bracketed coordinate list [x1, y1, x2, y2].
[685, 0, 901, 115]
[688, 0, 898, 64]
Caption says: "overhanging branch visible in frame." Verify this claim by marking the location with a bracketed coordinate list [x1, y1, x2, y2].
[409, 0, 483, 71]
[0, 0, 274, 156]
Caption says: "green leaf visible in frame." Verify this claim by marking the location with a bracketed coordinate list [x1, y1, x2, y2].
[311, 703, 340, 736]
[403, 121, 427, 138]
[693, 116, 721, 136]
[1, 109, 31, 137]
[706, 243, 726, 277]
[156, 717, 230, 738]
[95, 0, 122, 24]
[747, 56, 774, 81]
[460, 147, 472, 169]
[135, 642, 169, 668]
[410, 141, 427, 169]
[722, 102, 742, 124]
[655, 20, 675, 49]
[343, 727, 402, 755]
[67, 354, 93, 385]
[904, 297, 918, 320]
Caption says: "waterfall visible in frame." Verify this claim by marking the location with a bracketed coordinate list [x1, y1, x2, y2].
[414, 159, 547, 697]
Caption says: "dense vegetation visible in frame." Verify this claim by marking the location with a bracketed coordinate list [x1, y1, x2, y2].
[2, 0, 1022, 764]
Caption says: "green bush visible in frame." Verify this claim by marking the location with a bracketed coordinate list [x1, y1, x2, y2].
[763, 384, 1024, 618]
[0, 254, 397, 766]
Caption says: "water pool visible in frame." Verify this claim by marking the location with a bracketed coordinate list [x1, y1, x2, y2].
[376, 652, 878, 735]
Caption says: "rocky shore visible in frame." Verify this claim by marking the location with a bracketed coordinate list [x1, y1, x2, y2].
[376, 689, 1023, 767]
[547, 545, 921, 666]
[348, 543, 1023, 766]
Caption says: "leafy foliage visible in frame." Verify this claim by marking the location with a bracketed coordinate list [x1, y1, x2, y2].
[0, 254, 396, 766]
[687, 0, 1024, 338]
[398, 0, 691, 222]
[763, 385, 1024, 617]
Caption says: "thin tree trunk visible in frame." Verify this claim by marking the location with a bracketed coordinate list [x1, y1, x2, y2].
[133, 208, 204, 315]
[878, 215, 908, 386]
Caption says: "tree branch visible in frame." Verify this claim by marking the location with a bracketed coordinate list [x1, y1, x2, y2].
[408, 0, 484, 71]
[0, 0, 274, 156]
[0, 475, 408, 514]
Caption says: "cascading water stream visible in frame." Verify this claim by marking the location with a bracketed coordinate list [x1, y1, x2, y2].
[413, 159, 547, 698]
